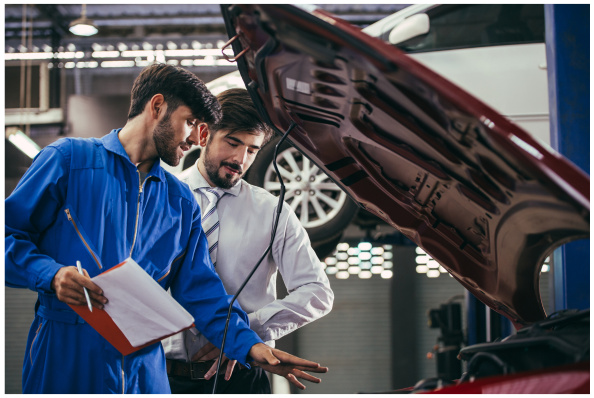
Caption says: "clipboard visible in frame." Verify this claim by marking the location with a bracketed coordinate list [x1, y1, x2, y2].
[69, 258, 195, 356]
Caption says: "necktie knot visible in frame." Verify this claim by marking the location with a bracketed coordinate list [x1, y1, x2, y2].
[202, 187, 224, 205]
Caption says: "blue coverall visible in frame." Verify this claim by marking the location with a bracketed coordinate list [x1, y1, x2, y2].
[5, 129, 262, 393]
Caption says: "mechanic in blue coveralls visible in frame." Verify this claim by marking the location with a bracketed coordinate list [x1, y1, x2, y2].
[4, 63, 327, 394]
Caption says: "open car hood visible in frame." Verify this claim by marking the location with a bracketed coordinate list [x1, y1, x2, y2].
[220, 4, 590, 329]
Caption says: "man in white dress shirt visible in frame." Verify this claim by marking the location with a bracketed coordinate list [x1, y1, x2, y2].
[163, 88, 334, 393]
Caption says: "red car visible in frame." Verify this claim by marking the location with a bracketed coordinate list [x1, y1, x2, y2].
[220, 4, 589, 393]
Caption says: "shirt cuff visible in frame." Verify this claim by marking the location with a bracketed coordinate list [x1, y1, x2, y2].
[237, 333, 264, 368]
[247, 312, 267, 341]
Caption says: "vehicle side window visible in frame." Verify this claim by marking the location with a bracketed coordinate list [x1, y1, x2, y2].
[397, 4, 544, 53]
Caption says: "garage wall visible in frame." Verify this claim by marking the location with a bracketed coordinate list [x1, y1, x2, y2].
[5, 288, 38, 394]
[295, 276, 393, 394]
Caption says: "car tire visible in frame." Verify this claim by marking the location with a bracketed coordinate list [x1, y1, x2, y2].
[245, 136, 358, 246]
[182, 147, 202, 171]
[311, 231, 344, 259]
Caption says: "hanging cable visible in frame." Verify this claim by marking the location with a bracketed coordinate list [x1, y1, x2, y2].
[211, 122, 296, 393]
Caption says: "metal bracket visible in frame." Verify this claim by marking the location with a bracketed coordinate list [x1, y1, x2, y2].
[222, 34, 249, 62]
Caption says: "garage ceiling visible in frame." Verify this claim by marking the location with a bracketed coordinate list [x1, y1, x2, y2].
[5, 4, 407, 51]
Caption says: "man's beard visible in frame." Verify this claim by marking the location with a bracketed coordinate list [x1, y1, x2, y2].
[153, 114, 185, 167]
[203, 145, 243, 189]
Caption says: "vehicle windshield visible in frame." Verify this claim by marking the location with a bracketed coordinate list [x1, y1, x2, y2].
[364, 4, 545, 53]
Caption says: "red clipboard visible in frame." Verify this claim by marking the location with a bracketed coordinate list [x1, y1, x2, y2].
[70, 304, 195, 356]
[69, 259, 195, 356]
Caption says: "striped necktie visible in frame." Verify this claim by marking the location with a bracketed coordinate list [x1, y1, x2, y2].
[200, 187, 225, 267]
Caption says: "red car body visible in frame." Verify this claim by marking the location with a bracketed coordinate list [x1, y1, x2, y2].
[220, 4, 590, 393]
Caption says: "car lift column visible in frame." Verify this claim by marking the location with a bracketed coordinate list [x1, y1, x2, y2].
[544, 4, 590, 312]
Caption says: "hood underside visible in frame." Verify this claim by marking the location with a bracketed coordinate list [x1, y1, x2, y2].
[221, 4, 590, 328]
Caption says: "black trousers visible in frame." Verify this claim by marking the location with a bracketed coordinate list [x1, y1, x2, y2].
[168, 366, 271, 394]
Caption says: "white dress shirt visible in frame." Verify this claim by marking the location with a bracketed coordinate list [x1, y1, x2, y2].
[163, 162, 334, 361]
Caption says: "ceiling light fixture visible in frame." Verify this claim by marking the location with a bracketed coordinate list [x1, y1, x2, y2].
[69, 4, 98, 37]
[6, 128, 41, 159]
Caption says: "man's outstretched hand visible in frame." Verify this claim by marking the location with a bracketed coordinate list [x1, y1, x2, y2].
[248, 343, 328, 390]
[254, 361, 328, 390]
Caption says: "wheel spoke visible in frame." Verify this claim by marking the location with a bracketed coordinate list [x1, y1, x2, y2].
[282, 151, 302, 175]
[277, 166, 296, 182]
[310, 196, 327, 221]
[314, 173, 330, 184]
[290, 196, 302, 211]
[302, 157, 311, 180]
[300, 196, 309, 224]
[310, 163, 319, 175]
[316, 191, 340, 209]
[315, 182, 343, 191]
[264, 181, 283, 192]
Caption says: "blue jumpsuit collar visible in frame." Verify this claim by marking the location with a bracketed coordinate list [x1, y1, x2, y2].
[102, 128, 166, 182]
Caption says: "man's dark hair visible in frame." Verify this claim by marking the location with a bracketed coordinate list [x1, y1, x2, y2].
[210, 88, 274, 145]
[127, 63, 221, 125]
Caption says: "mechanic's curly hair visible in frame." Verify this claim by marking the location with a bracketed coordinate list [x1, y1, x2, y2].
[127, 63, 221, 125]
[211, 88, 274, 145]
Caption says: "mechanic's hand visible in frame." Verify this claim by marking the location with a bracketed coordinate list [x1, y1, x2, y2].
[51, 266, 107, 309]
[192, 342, 238, 381]
[248, 343, 328, 390]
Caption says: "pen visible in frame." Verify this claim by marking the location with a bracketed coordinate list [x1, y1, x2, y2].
[76, 261, 93, 312]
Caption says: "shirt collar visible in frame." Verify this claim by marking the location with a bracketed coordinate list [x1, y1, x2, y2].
[186, 159, 241, 197]
[101, 128, 166, 182]
[102, 129, 128, 157]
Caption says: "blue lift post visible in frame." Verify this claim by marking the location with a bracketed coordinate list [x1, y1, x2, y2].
[466, 5, 589, 346]
[544, 4, 590, 311]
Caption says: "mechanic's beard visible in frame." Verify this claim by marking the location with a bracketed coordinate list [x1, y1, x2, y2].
[153, 115, 182, 167]
[203, 146, 242, 189]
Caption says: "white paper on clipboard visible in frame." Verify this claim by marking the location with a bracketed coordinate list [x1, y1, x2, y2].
[91, 258, 194, 347]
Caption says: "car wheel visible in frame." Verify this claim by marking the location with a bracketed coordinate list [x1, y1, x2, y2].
[246, 136, 359, 245]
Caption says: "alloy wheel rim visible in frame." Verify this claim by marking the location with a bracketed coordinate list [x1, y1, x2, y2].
[264, 147, 347, 229]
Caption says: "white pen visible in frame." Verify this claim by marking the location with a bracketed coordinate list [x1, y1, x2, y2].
[76, 261, 93, 312]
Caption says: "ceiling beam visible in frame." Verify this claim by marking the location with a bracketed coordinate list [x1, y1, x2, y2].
[35, 4, 70, 38]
